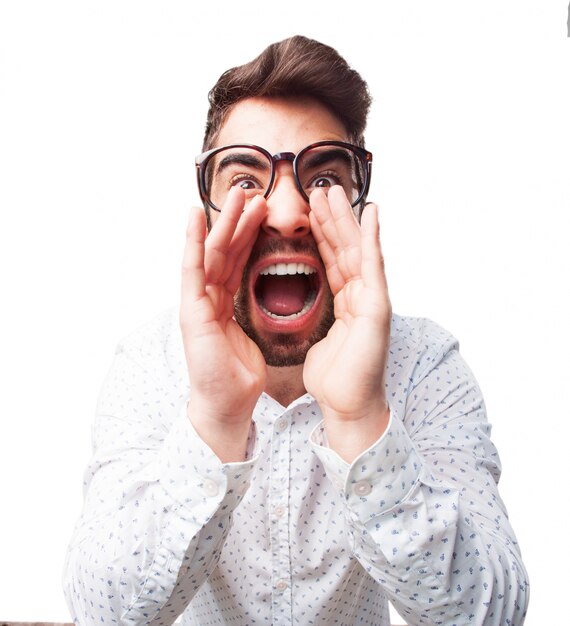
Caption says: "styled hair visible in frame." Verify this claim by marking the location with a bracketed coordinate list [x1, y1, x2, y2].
[202, 35, 372, 151]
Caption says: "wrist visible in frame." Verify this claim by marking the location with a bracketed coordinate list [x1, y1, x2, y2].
[322, 403, 390, 464]
[187, 400, 254, 463]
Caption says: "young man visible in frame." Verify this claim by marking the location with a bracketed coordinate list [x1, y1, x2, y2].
[64, 36, 529, 625]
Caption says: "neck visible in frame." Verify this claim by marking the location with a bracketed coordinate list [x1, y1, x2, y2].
[265, 364, 306, 407]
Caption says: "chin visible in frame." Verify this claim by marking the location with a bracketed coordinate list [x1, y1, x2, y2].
[234, 293, 335, 368]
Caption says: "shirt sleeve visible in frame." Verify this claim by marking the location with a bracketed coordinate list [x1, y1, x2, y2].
[63, 339, 258, 625]
[310, 329, 530, 625]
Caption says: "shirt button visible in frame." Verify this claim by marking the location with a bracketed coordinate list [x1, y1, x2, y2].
[179, 565, 189, 577]
[202, 479, 219, 497]
[275, 418, 288, 433]
[274, 504, 286, 517]
[353, 480, 373, 496]
[275, 579, 288, 592]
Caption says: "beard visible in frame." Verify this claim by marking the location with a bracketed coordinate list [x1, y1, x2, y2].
[233, 239, 335, 367]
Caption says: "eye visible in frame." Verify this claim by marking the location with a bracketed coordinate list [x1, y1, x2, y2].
[313, 176, 335, 189]
[238, 180, 257, 190]
[230, 174, 263, 191]
[307, 172, 341, 190]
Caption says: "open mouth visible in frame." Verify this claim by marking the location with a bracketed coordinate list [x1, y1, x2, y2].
[254, 262, 320, 321]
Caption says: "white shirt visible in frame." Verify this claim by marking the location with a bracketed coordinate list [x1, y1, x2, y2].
[63, 308, 529, 625]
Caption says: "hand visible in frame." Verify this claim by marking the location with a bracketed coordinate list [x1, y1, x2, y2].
[303, 187, 391, 462]
[180, 188, 267, 461]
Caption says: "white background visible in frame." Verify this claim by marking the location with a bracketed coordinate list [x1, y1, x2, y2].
[0, 1, 568, 623]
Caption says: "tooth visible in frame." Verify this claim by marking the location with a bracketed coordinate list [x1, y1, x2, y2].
[260, 264, 277, 275]
[259, 262, 317, 277]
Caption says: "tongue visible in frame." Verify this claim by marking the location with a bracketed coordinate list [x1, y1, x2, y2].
[259, 275, 310, 316]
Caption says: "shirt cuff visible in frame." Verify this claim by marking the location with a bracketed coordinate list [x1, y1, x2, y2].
[157, 404, 258, 523]
[310, 409, 423, 523]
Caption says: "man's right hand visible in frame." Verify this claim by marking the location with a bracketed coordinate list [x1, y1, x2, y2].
[180, 187, 267, 462]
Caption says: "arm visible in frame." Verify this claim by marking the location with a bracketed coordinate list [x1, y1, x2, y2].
[64, 189, 269, 624]
[311, 329, 529, 624]
[304, 187, 391, 462]
[304, 188, 529, 623]
[63, 338, 258, 624]
[180, 188, 268, 462]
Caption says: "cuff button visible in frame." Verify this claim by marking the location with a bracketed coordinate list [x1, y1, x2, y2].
[202, 479, 219, 497]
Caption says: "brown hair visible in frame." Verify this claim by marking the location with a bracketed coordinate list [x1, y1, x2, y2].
[202, 35, 372, 151]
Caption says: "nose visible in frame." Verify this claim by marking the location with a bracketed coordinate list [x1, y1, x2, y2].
[260, 163, 310, 239]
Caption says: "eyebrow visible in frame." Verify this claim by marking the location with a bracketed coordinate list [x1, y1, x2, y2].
[215, 152, 270, 176]
[301, 148, 353, 170]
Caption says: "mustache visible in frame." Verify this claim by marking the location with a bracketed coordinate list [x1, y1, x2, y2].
[245, 238, 322, 270]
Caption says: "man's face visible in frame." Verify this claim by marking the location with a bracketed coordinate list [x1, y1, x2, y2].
[211, 96, 349, 367]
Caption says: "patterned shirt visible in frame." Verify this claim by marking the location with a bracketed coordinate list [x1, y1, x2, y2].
[63, 308, 529, 625]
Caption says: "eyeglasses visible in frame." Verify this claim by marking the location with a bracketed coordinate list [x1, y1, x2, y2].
[195, 141, 373, 214]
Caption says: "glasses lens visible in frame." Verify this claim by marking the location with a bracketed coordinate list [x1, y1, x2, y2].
[203, 146, 272, 210]
[297, 144, 366, 206]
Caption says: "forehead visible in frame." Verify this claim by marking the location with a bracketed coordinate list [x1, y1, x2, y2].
[215, 96, 348, 154]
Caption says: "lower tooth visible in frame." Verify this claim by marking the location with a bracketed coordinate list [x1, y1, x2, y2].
[262, 292, 316, 319]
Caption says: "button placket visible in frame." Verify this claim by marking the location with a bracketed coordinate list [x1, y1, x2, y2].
[269, 410, 293, 623]
[331, 474, 345, 491]
[236, 480, 250, 497]
[275, 417, 288, 433]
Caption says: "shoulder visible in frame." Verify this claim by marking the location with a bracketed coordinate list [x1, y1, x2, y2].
[116, 307, 182, 362]
[391, 313, 459, 360]
[96, 307, 187, 425]
[387, 313, 479, 399]
[110, 306, 186, 391]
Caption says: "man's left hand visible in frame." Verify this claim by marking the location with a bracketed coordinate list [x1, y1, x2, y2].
[303, 186, 391, 463]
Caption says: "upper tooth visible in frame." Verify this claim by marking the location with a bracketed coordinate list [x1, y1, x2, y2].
[260, 263, 316, 276]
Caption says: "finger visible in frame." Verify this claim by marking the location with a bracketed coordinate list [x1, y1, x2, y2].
[310, 187, 361, 280]
[308, 199, 336, 267]
[181, 206, 208, 306]
[225, 227, 259, 294]
[309, 210, 345, 294]
[309, 187, 339, 248]
[311, 186, 360, 248]
[204, 186, 246, 282]
[360, 202, 389, 294]
[327, 185, 361, 245]
[218, 195, 267, 286]
[327, 186, 363, 278]
[223, 196, 268, 292]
